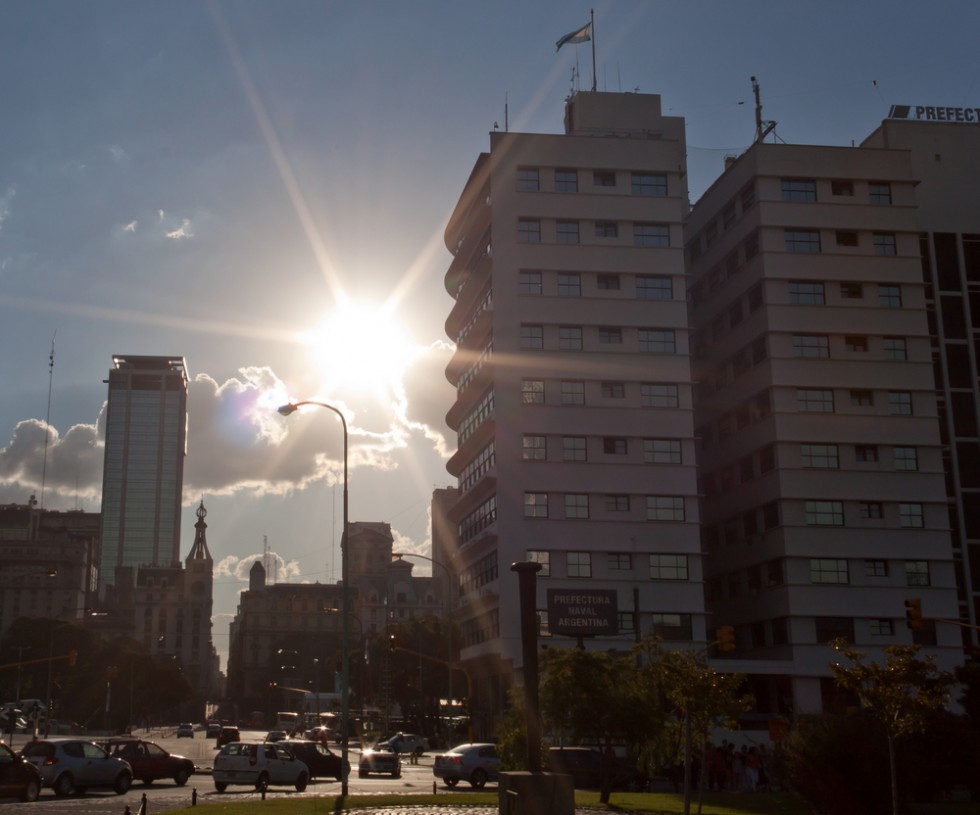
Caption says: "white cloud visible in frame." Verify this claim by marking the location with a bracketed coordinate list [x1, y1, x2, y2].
[122, 220, 138, 233]
[165, 218, 193, 240]
[0, 187, 14, 232]
[214, 551, 302, 583]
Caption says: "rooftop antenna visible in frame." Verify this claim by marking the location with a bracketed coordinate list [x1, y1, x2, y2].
[263, 534, 270, 580]
[40, 332, 56, 508]
[751, 76, 777, 143]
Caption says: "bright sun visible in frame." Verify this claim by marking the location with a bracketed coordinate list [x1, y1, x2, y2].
[300, 300, 417, 397]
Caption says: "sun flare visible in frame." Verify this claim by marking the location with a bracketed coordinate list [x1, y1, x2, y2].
[301, 300, 417, 397]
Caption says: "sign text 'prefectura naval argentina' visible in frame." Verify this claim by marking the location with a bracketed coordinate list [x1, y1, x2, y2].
[888, 104, 980, 123]
[547, 588, 618, 637]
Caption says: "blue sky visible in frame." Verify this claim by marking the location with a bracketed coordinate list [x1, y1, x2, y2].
[1, 0, 977, 664]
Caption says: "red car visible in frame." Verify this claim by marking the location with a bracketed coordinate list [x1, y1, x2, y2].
[101, 738, 195, 786]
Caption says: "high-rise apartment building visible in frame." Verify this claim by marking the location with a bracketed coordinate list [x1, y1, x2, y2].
[442, 92, 704, 731]
[684, 131, 966, 715]
[100, 355, 188, 589]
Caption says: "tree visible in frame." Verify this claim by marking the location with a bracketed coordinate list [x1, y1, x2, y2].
[539, 647, 658, 804]
[830, 640, 955, 815]
[636, 636, 753, 815]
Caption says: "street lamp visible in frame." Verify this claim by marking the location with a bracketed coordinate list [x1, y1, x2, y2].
[278, 400, 351, 796]
[391, 551, 455, 744]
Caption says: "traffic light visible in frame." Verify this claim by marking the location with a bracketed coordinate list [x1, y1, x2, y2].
[388, 634, 396, 652]
[905, 598, 923, 630]
[716, 625, 736, 652]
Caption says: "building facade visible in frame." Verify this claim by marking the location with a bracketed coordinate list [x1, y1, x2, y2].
[685, 138, 963, 716]
[99, 355, 188, 591]
[442, 92, 705, 730]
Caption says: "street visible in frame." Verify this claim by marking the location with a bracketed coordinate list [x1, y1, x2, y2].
[0, 729, 480, 813]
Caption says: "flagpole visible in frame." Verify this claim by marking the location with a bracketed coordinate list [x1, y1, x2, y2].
[590, 8, 596, 92]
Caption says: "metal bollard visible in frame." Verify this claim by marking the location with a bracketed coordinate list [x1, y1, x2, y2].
[261, 788, 266, 800]
[433, 781, 437, 794]
[140, 792, 148, 814]
[192, 787, 197, 806]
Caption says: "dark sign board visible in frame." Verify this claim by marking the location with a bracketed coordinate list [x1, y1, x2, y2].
[547, 589, 618, 637]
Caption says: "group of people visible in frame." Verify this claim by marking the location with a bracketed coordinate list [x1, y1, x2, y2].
[704, 740, 769, 792]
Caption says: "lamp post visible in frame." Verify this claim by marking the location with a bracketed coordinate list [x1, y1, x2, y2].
[278, 400, 351, 796]
[391, 551, 455, 745]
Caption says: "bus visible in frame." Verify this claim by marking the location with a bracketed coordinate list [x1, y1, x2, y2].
[274, 711, 302, 734]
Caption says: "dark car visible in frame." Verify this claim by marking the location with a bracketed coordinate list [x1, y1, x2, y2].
[205, 721, 222, 739]
[280, 739, 349, 781]
[358, 746, 401, 778]
[101, 738, 195, 786]
[547, 747, 646, 791]
[0, 741, 42, 802]
[216, 726, 240, 748]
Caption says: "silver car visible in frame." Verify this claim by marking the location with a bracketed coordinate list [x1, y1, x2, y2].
[21, 738, 133, 796]
[433, 742, 500, 788]
[213, 741, 309, 792]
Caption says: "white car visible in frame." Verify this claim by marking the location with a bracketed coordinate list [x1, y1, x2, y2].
[382, 732, 429, 756]
[213, 742, 309, 792]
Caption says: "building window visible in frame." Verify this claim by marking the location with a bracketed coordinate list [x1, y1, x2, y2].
[556, 273, 581, 297]
[559, 326, 583, 350]
[650, 554, 688, 580]
[522, 379, 545, 404]
[608, 553, 632, 570]
[644, 438, 681, 464]
[631, 172, 667, 196]
[859, 501, 884, 519]
[793, 335, 830, 358]
[832, 180, 854, 196]
[785, 229, 821, 253]
[870, 619, 895, 636]
[524, 492, 548, 518]
[855, 444, 878, 462]
[864, 559, 888, 577]
[636, 276, 672, 300]
[598, 327, 623, 344]
[893, 446, 918, 471]
[811, 558, 849, 584]
[906, 560, 930, 586]
[519, 270, 542, 295]
[899, 503, 924, 528]
[802, 443, 839, 468]
[836, 231, 859, 247]
[781, 178, 817, 202]
[641, 383, 679, 407]
[562, 436, 587, 461]
[815, 617, 854, 644]
[851, 390, 874, 407]
[647, 496, 685, 521]
[518, 218, 541, 243]
[888, 391, 913, 415]
[566, 551, 591, 577]
[522, 435, 546, 461]
[874, 232, 897, 256]
[840, 282, 863, 299]
[516, 168, 539, 191]
[639, 329, 676, 353]
[597, 273, 621, 290]
[601, 381, 625, 398]
[557, 220, 580, 244]
[605, 494, 630, 512]
[555, 169, 578, 192]
[593, 170, 616, 187]
[805, 500, 844, 526]
[565, 494, 589, 519]
[525, 549, 550, 577]
[561, 381, 585, 405]
[883, 337, 907, 360]
[595, 221, 618, 238]
[797, 389, 834, 412]
[520, 324, 544, 349]
[789, 281, 825, 304]
[845, 335, 869, 353]
[869, 182, 892, 204]
[603, 437, 627, 455]
[879, 284, 902, 307]
[633, 223, 670, 247]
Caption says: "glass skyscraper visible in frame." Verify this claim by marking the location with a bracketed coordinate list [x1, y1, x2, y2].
[99, 355, 188, 587]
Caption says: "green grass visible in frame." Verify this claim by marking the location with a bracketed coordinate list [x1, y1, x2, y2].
[162, 790, 978, 815]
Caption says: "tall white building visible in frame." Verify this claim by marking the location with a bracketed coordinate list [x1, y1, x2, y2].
[684, 133, 965, 716]
[442, 92, 705, 735]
